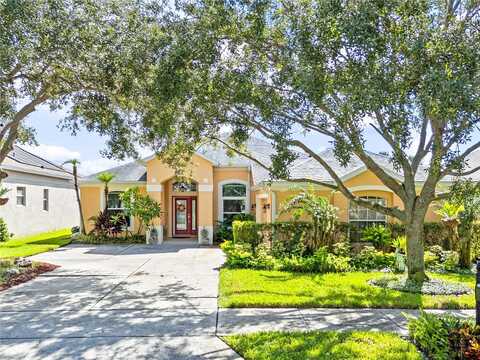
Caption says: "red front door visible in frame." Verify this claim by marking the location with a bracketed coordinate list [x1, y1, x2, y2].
[173, 197, 197, 237]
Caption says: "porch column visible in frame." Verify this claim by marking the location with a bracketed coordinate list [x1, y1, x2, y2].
[146, 184, 164, 244]
[198, 184, 214, 245]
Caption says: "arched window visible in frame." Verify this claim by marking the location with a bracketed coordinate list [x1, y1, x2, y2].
[349, 196, 387, 228]
[172, 181, 197, 192]
[219, 181, 249, 223]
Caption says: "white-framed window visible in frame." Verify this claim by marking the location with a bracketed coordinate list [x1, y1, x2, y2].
[219, 181, 249, 223]
[43, 189, 49, 211]
[349, 196, 387, 228]
[16, 187, 26, 206]
[107, 191, 131, 229]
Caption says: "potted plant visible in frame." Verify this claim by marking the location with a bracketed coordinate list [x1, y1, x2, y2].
[0, 187, 10, 205]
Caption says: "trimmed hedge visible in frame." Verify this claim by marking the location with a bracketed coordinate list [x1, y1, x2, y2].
[231, 220, 480, 259]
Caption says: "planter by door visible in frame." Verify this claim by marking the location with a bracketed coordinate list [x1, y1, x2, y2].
[173, 196, 197, 237]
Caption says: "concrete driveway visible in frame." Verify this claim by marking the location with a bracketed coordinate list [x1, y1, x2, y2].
[0, 241, 240, 360]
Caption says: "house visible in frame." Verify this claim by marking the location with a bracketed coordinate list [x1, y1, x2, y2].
[0, 145, 79, 237]
[79, 138, 453, 245]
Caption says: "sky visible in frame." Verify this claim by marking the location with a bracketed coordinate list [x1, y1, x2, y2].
[23, 104, 474, 177]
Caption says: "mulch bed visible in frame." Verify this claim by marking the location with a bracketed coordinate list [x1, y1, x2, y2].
[0, 262, 59, 291]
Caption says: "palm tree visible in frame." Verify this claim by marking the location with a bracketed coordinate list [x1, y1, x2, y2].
[435, 201, 464, 251]
[96, 172, 115, 211]
[63, 159, 86, 235]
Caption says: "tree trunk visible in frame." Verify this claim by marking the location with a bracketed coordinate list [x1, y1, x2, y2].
[405, 215, 427, 282]
[104, 186, 109, 211]
[73, 167, 86, 235]
[459, 224, 472, 269]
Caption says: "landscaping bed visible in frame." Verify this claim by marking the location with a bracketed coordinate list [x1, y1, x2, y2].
[219, 269, 475, 309]
[223, 331, 421, 360]
[0, 259, 58, 291]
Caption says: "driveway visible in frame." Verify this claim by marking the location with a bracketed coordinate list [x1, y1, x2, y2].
[0, 241, 240, 360]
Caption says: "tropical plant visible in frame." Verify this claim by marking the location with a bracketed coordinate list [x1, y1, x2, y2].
[280, 188, 338, 251]
[393, 235, 407, 255]
[63, 159, 85, 234]
[361, 225, 392, 251]
[96, 172, 115, 211]
[436, 201, 465, 251]
[120, 187, 161, 235]
[89, 210, 125, 238]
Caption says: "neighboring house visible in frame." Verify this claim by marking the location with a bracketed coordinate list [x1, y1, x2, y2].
[80, 138, 455, 245]
[0, 145, 79, 237]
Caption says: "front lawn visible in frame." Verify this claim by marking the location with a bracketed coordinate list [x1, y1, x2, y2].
[224, 331, 421, 360]
[219, 269, 475, 309]
[0, 229, 72, 258]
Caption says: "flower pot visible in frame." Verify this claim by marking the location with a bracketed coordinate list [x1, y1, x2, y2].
[0, 198, 8, 206]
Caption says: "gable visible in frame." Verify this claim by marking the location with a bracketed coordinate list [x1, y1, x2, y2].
[146, 153, 214, 184]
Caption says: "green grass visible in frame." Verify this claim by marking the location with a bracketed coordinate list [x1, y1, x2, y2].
[0, 229, 72, 258]
[219, 269, 475, 309]
[224, 331, 421, 360]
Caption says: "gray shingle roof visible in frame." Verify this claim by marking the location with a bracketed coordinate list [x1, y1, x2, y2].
[81, 138, 465, 185]
[2, 145, 72, 179]
[8, 145, 66, 172]
[82, 161, 147, 183]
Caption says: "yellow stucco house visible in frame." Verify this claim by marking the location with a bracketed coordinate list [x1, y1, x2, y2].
[79, 138, 449, 244]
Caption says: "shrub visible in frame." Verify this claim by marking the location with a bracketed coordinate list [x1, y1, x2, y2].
[232, 220, 263, 254]
[0, 218, 10, 242]
[361, 225, 392, 250]
[220, 241, 275, 270]
[278, 248, 350, 273]
[408, 311, 480, 360]
[408, 311, 456, 360]
[350, 246, 395, 271]
[268, 221, 310, 257]
[215, 213, 256, 243]
[331, 241, 351, 257]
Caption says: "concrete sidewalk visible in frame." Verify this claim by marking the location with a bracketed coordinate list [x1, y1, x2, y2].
[217, 308, 475, 336]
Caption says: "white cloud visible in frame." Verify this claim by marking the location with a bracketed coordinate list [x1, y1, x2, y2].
[23, 144, 80, 164]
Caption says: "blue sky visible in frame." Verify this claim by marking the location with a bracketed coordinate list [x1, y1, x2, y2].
[22, 105, 457, 176]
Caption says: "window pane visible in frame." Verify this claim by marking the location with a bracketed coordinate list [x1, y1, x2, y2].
[175, 199, 187, 230]
[43, 189, 49, 211]
[223, 199, 245, 213]
[107, 193, 122, 209]
[192, 199, 196, 230]
[222, 184, 246, 197]
[173, 182, 197, 192]
[16, 187, 26, 206]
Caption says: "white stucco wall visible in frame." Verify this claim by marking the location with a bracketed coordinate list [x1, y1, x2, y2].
[0, 170, 79, 237]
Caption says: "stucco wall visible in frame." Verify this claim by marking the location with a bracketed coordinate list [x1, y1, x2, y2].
[1, 170, 79, 237]
[272, 170, 442, 224]
[80, 184, 146, 234]
[213, 167, 252, 223]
